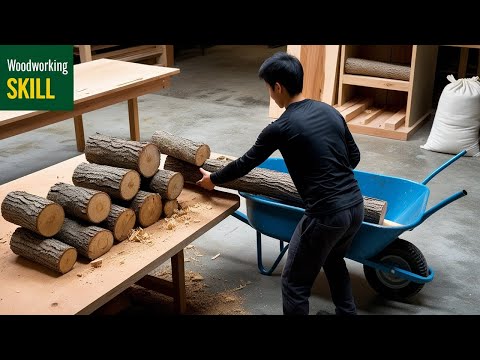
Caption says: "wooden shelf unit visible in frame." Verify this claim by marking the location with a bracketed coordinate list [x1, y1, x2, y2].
[337, 45, 438, 140]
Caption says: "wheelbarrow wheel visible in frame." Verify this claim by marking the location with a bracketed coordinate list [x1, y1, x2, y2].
[363, 238, 428, 301]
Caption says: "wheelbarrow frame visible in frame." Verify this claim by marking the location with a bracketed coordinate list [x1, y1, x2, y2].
[231, 151, 468, 284]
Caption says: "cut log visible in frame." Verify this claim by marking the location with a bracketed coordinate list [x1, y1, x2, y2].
[10, 227, 77, 274]
[56, 218, 114, 260]
[148, 169, 184, 200]
[1, 191, 64, 237]
[164, 156, 303, 206]
[162, 199, 178, 218]
[47, 182, 111, 224]
[85, 133, 160, 178]
[72, 162, 141, 201]
[151, 130, 210, 166]
[363, 196, 387, 224]
[127, 190, 162, 227]
[100, 204, 136, 242]
[164, 156, 388, 224]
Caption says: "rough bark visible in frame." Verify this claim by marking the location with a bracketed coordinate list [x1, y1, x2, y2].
[56, 217, 114, 259]
[164, 156, 388, 224]
[164, 156, 303, 205]
[1, 191, 64, 237]
[85, 133, 160, 178]
[72, 162, 140, 201]
[151, 130, 210, 166]
[10, 227, 77, 274]
[162, 199, 178, 218]
[149, 169, 184, 200]
[363, 196, 387, 224]
[47, 182, 111, 223]
[100, 204, 136, 242]
[128, 190, 162, 227]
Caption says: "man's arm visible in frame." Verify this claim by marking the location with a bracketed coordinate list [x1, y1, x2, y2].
[344, 121, 360, 169]
[211, 123, 280, 185]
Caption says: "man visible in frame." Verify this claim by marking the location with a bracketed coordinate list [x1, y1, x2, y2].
[196, 52, 364, 315]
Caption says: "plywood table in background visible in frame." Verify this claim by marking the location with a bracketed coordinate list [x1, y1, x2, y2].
[0, 155, 240, 315]
[0, 59, 180, 152]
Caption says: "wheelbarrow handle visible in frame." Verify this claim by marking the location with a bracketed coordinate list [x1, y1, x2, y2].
[422, 150, 466, 185]
[413, 190, 468, 228]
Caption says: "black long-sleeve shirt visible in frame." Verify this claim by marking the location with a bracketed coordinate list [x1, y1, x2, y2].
[210, 99, 363, 216]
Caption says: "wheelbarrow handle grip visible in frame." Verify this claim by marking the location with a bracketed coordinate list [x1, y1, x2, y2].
[422, 150, 467, 185]
[416, 190, 468, 227]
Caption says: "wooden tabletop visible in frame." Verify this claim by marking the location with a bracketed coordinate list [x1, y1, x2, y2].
[0, 59, 180, 125]
[0, 155, 239, 314]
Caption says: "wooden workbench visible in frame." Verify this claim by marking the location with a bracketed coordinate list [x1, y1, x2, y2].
[0, 155, 240, 315]
[0, 59, 180, 152]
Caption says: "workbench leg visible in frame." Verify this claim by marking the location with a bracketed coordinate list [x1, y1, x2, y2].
[78, 45, 92, 63]
[73, 115, 85, 152]
[458, 47, 469, 79]
[171, 249, 187, 314]
[128, 98, 140, 141]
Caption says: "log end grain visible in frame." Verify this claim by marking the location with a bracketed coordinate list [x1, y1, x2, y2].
[167, 172, 184, 200]
[37, 203, 65, 237]
[138, 143, 161, 178]
[59, 248, 78, 274]
[113, 208, 136, 242]
[120, 170, 141, 201]
[88, 230, 114, 259]
[138, 193, 162, 227]
[162, 199, 178, 218]
[195, 144, 211, 166]
[87, 193, 112, 223]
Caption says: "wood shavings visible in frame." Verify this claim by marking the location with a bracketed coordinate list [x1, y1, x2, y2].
[186, 245, 194, 249]
[211, 253, 220, 260]
[128, 227, 152, 243]
[77, 273, 82, 277]
[193, 219, 201, 223]
[216, 156, 233, 161]
[91, 258, 103, 268]
[192, 274, 204, 282]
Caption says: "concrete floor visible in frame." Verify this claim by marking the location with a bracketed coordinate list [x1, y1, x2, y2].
[1, 45, 479, 315]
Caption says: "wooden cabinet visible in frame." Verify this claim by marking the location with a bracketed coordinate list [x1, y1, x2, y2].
[336, 45, 438, 140]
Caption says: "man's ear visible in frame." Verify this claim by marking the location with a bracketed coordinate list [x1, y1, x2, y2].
[274, 82, 282, 93]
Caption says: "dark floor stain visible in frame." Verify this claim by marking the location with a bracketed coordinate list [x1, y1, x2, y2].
[215, 96, 231, 102]
[236, 96, 269, 106]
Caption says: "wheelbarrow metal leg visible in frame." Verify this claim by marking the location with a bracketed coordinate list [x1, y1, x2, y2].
[256, 230, 289, 276]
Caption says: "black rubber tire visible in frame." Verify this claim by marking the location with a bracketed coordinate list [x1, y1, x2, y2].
[363, 238, 428, 300]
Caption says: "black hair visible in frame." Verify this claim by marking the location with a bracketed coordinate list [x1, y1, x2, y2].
[258, 52, 303, 96]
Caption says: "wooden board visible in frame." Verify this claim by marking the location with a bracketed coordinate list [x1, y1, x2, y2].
[0, 155, 239, 315]
[0, 59, 180, 130]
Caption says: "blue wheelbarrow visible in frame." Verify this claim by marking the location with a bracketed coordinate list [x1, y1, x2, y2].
[231, 150, 468, 300]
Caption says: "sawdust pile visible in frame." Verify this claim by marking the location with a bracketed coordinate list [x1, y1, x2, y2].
[126, 266, 249, 315]
[95, 264, 250, 315]
[163, 202, 212, 230]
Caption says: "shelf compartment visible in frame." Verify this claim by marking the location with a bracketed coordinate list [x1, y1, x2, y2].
[335, 97, 430, 141]
[342, 74, 410, 92]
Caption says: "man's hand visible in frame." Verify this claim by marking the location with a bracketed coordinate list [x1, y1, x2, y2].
[196, 168, 215, 191]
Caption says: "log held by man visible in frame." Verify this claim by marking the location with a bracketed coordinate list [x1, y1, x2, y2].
[164, 156, 388, 224]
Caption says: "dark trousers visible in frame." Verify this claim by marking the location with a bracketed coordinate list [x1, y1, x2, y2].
[281, 201, 364, 315]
